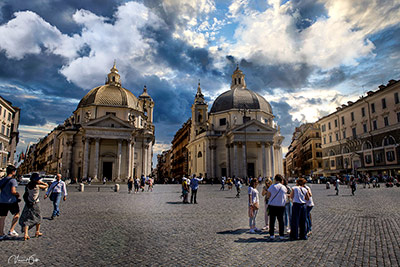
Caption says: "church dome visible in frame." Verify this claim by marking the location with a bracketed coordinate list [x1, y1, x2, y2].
[210, 66, 272, 114]
[77, 63, 139, 110]
[210, 88, 272, 114]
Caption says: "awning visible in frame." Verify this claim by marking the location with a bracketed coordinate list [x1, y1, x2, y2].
[357, 165, 400, 171]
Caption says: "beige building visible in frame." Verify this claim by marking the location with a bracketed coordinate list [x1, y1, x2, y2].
[285, 123, 322, 178]
[318, 79, 400, 177]
[0, 96, 20, 174]
[187, 67, 284, 179]
[19, 64, 155, 181]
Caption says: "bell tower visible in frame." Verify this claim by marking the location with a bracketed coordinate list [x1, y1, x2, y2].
[106, 60, 121, 87]
[191, 81, 208, 139]
[231, 64, 246, 90]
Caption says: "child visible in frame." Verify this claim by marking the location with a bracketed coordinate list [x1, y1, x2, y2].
[248, 179, 260, 233]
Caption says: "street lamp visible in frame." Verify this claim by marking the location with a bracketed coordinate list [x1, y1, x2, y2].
[239, 104, 250, 180]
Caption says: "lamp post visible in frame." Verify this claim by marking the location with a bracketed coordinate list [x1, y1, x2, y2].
[239, 104, 250, 180]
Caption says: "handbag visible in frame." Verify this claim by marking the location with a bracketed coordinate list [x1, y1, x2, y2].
[301, 187, 310, 201]
[253, 202, 259, 210]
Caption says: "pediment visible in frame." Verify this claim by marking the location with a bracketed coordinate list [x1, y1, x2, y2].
[84, 114, 132, 129]
[231, 119, 276, 133]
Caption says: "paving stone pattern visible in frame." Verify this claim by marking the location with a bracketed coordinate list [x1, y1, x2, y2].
[0, 184, 399, 266]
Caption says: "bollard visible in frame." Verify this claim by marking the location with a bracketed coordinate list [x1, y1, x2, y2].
[114, 184, 120, 192]
[79, 183, 85, 192]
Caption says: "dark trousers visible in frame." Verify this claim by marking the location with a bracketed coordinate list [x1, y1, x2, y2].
[291, 203, 307, 240]
[190, 189, 198, 203]
[268, 205, 285, 236]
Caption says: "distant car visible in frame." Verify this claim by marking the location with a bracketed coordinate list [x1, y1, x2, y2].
[19, 174, 31, 185]
[41, 174, 56, 185]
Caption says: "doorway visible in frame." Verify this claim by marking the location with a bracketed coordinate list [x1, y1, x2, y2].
[247, 163, 255, 178]
[221, 168, 227, 177]
[103, 162, 113, 181]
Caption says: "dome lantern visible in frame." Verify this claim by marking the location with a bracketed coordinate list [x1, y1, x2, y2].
[106, 60, 121, 87]
[231, 64, 246, 90]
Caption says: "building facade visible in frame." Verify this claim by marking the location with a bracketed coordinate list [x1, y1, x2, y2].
[19, 64, 155, 181]
[171, 119, 191, 179]
[0, 96, 20, 174]
[156, 149, 172, 182]
[187, 67, 284, 180]
[285, 123, 322, 178]
[318, 79, 400, 177]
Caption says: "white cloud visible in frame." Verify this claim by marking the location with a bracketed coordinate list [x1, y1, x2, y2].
[153, 142, 171, 155]
[228, 0, 383, 70]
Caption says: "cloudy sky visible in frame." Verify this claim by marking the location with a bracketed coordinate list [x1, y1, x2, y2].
[1, 0, 400, 163]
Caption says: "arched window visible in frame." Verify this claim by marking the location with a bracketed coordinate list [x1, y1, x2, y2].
[342, 146, 350, 154]
[329, 150, 335, 156]
[362, 141, 372, 150]
[112, 76, 115, 82]
[383, 136, 396, 146]
[198, 151, 202, 158]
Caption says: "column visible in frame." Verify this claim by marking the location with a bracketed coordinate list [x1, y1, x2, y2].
[83, 138, 89, 179]
[194, 145, 197, 175]
[262, 142, 266, 178]
[266, 143, 270, 178]
[117, 140, 122, 179]
[93, 138, 100, 181]
[270, 145, 275, 178]
[242, 142, 247, 178]
[128, 140, 132, 178]
[143, 144, 148, 176]
[233, 142, 238, 177]
[131, 142, 135, 177]
[225, 144, 230, 176]
[210, 145, 214, 178]
[148, 142, 152, 175]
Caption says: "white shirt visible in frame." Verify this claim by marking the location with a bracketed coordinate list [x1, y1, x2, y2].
[248, 187, 259, 206]
[46, 180, 68, 196]
[304, 185, 314, 207]
[292, 186, 307, 204]
[267, 183, 287, 207]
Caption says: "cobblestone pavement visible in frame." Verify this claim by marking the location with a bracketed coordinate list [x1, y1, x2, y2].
[0, 183, 399, 266]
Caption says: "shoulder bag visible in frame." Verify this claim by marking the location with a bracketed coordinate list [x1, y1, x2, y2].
[49, 181, 60, 201]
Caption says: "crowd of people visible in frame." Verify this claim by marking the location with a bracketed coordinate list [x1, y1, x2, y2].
[0, 166, 67, 241]
[127, 175, 154, 194]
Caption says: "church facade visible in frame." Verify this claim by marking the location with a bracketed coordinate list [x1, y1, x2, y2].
[19, 64, 155, 181]
[187, 67, 284, 179]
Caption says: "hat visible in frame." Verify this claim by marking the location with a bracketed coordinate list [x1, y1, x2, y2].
[30, 173, 40, 181]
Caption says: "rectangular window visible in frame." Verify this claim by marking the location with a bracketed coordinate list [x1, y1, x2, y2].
[363, 123, 367, 133]
[3, 110, 5, 118]
[7, 113, 11, 121]
[384, 116, 389, 126]
[351, 112, 354, 121]
[0, 143, 2, 150]
[371, 103, 375, 113]
[397, 112, 400, 123]
[395, 92, 399, 104]
[322, 125, 326, 132]
[343, 130, 346, 139]
[330, 160, 335, 167]
[373, 120, 377, 130]
[335, 133, 339, 141]
[352, 127, 356, 138]
[219, 118, 226, 126]
[6, 128, 9, 136]
[1, 125, 4, 135]
[386, 151, 395, 162]
[382, 98, 387, 109]
[334, 119, 338, 127]
[316, 132, 319, 138]
[361, 107, 365, 117]
[365, 155, 372, 164]
[329, 135, 332, 143]
[341, 116, 345, 125]
[328, 122, 331, 130]
[323, 137, 326, 144]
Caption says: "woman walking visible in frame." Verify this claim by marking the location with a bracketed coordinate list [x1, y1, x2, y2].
[127, 177, 133, 194]
[290, 178, 310, 240]
[248, 179, 260, 233]
[134, 176, 140, 193]
[19, 173, 48, 241]
[261, 178, 272, 231]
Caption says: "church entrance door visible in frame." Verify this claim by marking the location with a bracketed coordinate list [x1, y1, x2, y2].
[247, 163, 255, 178]
[103, 162, 113, 181]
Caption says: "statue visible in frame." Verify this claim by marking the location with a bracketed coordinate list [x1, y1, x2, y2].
[128, 112, 136, 125]
[85, 111, 92, 122]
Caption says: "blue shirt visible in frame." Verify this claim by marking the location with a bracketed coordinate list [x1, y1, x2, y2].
[190, 178, 203, 190]
[0, 177, 18, 203]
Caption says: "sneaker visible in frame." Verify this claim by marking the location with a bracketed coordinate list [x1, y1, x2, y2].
[286, 228, 291, 234]
[262, 226, 268, 230]
[269, 235, 275, 240]
[255, 228, 261, 232]
[0, 235, 7, 240]
[279, 236, 285, 240]
[8, 230, 19, 237]
[249, 229, 256, 234]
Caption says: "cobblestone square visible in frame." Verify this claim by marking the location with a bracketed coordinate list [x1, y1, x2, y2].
[0, 184, 399, 266]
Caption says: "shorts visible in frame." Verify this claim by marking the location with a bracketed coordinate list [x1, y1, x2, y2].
[0, 202, 20, 216]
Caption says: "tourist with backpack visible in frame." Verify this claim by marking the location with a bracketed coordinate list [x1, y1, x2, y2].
[0, 165, 21, 240]
[44, 174, 67, 220]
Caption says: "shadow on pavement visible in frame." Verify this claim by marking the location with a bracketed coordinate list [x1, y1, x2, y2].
[217, 229, 248, 235]
[0, 236, 24, 242]
[166, 201, 188, 205]
[234, 237, 291, 243]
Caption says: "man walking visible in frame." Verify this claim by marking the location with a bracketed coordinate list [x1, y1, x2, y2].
[0, 165, 20, 239]
[335, 178, 340, 196]
[44, 174, 67, 220]
[190, 174, 203, 204]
